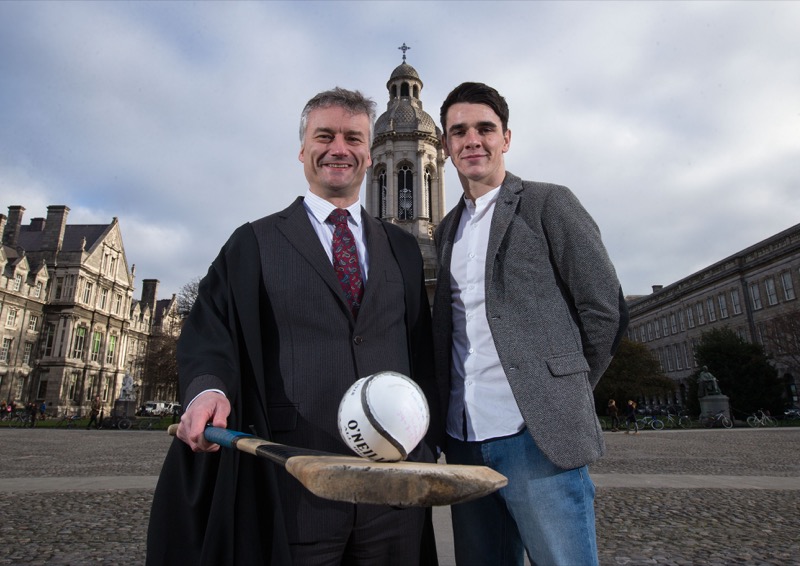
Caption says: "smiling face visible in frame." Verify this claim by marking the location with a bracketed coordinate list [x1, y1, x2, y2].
[299, 105, 372, 206]
[442, 102, 511, 200]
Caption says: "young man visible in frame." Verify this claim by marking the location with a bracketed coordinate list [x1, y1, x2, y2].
[147, 88, 439, 566]
[433, 82, 628, 565]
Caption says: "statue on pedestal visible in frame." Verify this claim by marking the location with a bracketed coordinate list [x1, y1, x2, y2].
[698, 366, 722, 398]
[119, 373, 135, 401]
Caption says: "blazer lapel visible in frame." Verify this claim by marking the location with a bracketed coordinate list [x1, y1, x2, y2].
[276, 197, 348, 309]
[486, 173, 524, 280]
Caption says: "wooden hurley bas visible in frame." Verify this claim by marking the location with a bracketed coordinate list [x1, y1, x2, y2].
[168, 425, 507, 507]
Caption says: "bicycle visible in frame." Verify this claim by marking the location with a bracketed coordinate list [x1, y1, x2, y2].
[636, 415, 665, 431]
[9, 412, 32, 429]
[663, 413, 692, 429]
[747, 409, 777, 428]
[56, 413, 80, 428]
[701, 410, 732, 429]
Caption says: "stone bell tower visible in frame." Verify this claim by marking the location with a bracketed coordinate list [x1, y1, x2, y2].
[365, 44, 447, 284]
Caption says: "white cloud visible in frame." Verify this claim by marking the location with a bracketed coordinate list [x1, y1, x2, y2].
[1, 0, 799, 299]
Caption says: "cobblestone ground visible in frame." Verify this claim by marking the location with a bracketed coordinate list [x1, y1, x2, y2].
[0, 428, 798, 565]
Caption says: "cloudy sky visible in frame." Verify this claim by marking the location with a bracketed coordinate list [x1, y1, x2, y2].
[2, 1, 798, 300]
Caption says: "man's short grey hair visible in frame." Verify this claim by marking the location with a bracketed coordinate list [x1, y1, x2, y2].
[299, 87, 377, 144]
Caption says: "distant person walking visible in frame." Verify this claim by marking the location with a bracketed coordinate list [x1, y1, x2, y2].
[607, 399, 620, 432]
[87, 396, 102, 430]
[625, 400, 638, 434]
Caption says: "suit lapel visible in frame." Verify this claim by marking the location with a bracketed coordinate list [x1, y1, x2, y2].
[276, 197, 349, 311]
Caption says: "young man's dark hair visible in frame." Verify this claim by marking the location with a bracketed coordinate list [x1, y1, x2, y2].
[439, 82, 510, 132]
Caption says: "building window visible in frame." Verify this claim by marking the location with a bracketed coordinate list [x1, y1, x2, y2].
[686, 307, 695, 328]
[43, 323, 56, 357]
[67, 372, 80, 401]
[102, 378, 110, 402]
[683, 342, 692, 368]
[0, 338, 12, 362]
[106, 335, 117, 364]
[696, 303, 705, 325]
[5, 309, 17, 327]
[661, 317, 669, 337]
[113, 294, 123, 315]
[98, 288, 109, 310]
[54, 277, 64, 300]
[109, 256, 117, 277]
[667, 347, 674, 371]
[376, 169, 387, 217]
[647, 322, 653, 341]
[82, 281, 93, 304]
[717, 294, 728, 319]
[397, 165, 413, 220]
[422, 169, 432, 220]
[678, 310, 685, 332]
[28, 315, 38, 332]
[90, 331, 103, 362]
[706, 298, 717, 322]
[750, 283, 763, 310]
[670, 313, 678, 334]
[33, 281, 42, 298]
[765, 278, 778, 306]
[13, 274, 22, 291]
[71, 327, 87, 359]
[731, 289, 742, 315]
[781, 271, 796, 300]
[22, 342, 33, 364]
[674, 344, 683, 370]
[63, 274, 76, 300]
[654, 320, 661, 339]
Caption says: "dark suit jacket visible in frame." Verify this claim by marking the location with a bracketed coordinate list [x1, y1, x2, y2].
[433, 172, 628, 470]
[147, 197, 438, 565]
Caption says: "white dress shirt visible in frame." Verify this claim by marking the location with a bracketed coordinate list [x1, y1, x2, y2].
[303, 189, 369, 282]
[447, 188, 525, 442]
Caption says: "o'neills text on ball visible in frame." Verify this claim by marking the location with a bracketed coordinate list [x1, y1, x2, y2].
[344, 420, 382, 460]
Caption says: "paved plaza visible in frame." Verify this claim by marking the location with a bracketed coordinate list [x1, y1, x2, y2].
[0, 427, 798, 565]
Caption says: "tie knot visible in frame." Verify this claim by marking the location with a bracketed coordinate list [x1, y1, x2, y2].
[328, 208, 350, 227]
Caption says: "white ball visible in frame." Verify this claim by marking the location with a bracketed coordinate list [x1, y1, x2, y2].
[338, 371, 430, 462]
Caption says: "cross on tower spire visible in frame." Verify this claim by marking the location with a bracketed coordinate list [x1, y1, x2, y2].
[398, 42, 411, 62]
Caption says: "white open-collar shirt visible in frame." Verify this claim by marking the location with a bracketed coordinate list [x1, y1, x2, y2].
[447, 187, 525, 442]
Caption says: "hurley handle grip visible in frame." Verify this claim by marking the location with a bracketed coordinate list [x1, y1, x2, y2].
[166, 423, 252, 449]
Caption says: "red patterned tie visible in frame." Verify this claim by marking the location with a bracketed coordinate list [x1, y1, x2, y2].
[328, 208, 364, 317]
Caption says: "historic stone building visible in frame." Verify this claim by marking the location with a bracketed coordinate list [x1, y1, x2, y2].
[626, 222, 800, 409]
[365, 50, 447, 296]
[0, 205, 179, 417]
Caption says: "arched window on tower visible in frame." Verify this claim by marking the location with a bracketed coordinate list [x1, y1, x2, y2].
[391, 85, 397, 99]
[401, 82, 410, 97]
[397, 164, 413, 220]
[422, 168, 432, 220]
[413, 85, 419, 98]
[377, 168, 387, 217]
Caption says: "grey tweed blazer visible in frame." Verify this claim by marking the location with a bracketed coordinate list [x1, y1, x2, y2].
[432, 172, 628, 470]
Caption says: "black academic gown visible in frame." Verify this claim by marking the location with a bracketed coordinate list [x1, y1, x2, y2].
[146, 203, 440, 566]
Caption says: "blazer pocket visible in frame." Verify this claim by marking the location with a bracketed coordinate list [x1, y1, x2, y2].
[267, 403, 298, 432]
[546, 353, 590, 377]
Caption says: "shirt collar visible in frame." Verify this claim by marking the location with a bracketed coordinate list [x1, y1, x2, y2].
[304, 189, 362, 227]
[463, 185, 501, 213]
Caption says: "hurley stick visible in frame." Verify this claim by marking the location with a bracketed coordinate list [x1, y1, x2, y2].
[168, 425, 507, 507]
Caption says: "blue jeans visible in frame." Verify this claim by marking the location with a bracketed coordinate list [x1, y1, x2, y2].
[447, 430, 598, 566]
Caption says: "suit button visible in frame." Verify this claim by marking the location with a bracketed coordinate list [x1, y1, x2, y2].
[353, 336, 364, 345]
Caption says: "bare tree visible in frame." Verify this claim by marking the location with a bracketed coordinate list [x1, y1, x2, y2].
[177, 276, 202, 316]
